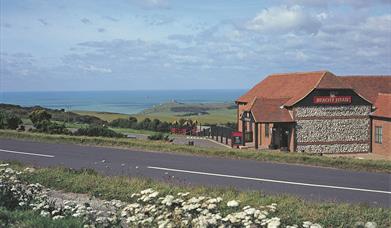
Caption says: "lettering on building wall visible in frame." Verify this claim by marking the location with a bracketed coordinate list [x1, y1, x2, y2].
[313, 96, 352, 104]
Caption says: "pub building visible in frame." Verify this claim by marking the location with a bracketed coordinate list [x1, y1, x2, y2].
[236, 71, 391, 155]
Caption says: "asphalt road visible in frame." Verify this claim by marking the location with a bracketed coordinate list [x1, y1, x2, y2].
[125, 132, 230, 149]
[0, 138, 390, 207]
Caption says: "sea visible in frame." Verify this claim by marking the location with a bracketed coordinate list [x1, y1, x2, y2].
[0, 90, 246, 114]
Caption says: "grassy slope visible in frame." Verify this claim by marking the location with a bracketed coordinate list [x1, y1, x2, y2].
[73, 110, 130, 122]
[133, 109, 236, 124]
[7, 164, 391, 227]
[1, 130, 390, 173]
[109, 127, 156, 135]
[75, 102, 236, 124]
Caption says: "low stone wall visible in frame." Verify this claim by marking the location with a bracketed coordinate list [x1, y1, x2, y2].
[295, 105, 370, 118]
[297, 143, 370, 154]
[296, 118, 370, 143]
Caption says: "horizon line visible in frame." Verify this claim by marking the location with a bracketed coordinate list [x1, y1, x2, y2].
[1, 88, 248, 93]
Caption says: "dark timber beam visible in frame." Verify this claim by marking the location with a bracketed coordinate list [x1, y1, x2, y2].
[242, 120, 246, 146]
[254, 123, 259, 149]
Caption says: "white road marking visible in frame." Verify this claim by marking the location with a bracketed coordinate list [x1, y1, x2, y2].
[147, 166, 391, 195]
[0, 149, 55, 158]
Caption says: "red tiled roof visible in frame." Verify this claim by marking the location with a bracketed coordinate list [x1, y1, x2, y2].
[339, 76, 391, 103]
[248, 98, 293, 123]
[236, 71, 328, 104]
[371, 93, 391, 118]
[237, 71, 350, 106]
[237, 71, 391, 123]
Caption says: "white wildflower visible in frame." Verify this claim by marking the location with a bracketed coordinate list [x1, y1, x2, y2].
[161, 195, 175, 206]
[52, 215, 64, 220]
[227, 200, 239, 207]
[40, 210, 50, 217]
[267, 217, 281, 228]
[303, 221, 313, 228]
[365, 222, 377, 228]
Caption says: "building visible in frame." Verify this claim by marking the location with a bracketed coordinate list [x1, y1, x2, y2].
[236, 71, 391, 155]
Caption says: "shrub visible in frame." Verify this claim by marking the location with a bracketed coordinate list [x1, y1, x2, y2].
[110, 117, 174, 133]
[6, 114, 22, 130]
[29, 110, 51, 126]
[30, 122, 70, 135]
[74, 125, 124, 138]
[148, 133, 170, 141]
[156, 121, 171, 132]
[0, 111, 22, 130]
[139, 118, 151, 130]
[0, 112, 6, 129]
[109, 117, 138, 128]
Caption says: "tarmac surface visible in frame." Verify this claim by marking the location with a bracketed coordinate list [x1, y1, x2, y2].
[0, 138, 390, 207]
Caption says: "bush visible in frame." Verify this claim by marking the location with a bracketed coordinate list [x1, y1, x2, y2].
[30, 122, 70, 135]
[28, 110, 70, 134]
[110, 117, 172, 133]
[109, 117, 137, 128]
[74, 125, 124, 138]
[0, 112, 6, 129]
[139, 118, 151, 130]
[7, 115, 22, 130]
[0, 111, 22, 130]
[29, 110, 51, 126]
[148, 133, 170, 141]
[156, 121, 170, 132]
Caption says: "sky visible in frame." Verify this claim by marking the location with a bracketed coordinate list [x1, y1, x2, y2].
[1, 0, 390, 91]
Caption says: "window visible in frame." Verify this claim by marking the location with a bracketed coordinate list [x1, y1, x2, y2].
[375, 126, 382, 144]
[265, 123, 269, 137]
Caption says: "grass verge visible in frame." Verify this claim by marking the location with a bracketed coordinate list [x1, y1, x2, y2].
[0, 130, 390, 173]
[6, 162, 391, 227]
[0, 207, 83, 228]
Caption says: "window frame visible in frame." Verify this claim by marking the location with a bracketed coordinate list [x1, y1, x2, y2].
[375, 126, 383, 144]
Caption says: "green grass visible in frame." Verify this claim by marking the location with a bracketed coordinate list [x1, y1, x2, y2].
[132, 108, 236, 124]
[7, 163, 391, 227]
[109, 127, 156, 136]
[0, 207, 83, 228]
[1, 130, 390, 173]
[73, 111, 130, 122]
[74, 102, 236, 124]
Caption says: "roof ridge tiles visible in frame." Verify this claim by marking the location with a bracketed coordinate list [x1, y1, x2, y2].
[268, 70, 329, 76]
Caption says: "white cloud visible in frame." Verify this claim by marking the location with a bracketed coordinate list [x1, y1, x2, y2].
[79, 65, 112, 73]
[133, 0, 170, 9]
[287, 0, 390, 8]
[246, 5, 322, 34]
[361, 14, 391, 32]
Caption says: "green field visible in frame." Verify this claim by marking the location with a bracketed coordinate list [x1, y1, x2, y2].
[73, 110, 131, 122]
[109, 127, 157, 135]
[75, 101, 236, 124]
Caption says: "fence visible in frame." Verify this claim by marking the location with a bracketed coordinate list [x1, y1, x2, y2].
[199, 125, 235, 146]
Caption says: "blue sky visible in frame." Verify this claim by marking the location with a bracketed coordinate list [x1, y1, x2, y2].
[1, 0, 390, 91]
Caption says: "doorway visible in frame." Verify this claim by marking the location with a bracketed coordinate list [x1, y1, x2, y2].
[271, 123, 292, 151]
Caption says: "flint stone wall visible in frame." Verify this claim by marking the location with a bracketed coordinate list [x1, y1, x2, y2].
[296, 119, 370, 143]
[295, 105, 371, 118]
[296, 144, 370, 154]
[294, 105, 371, 153]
